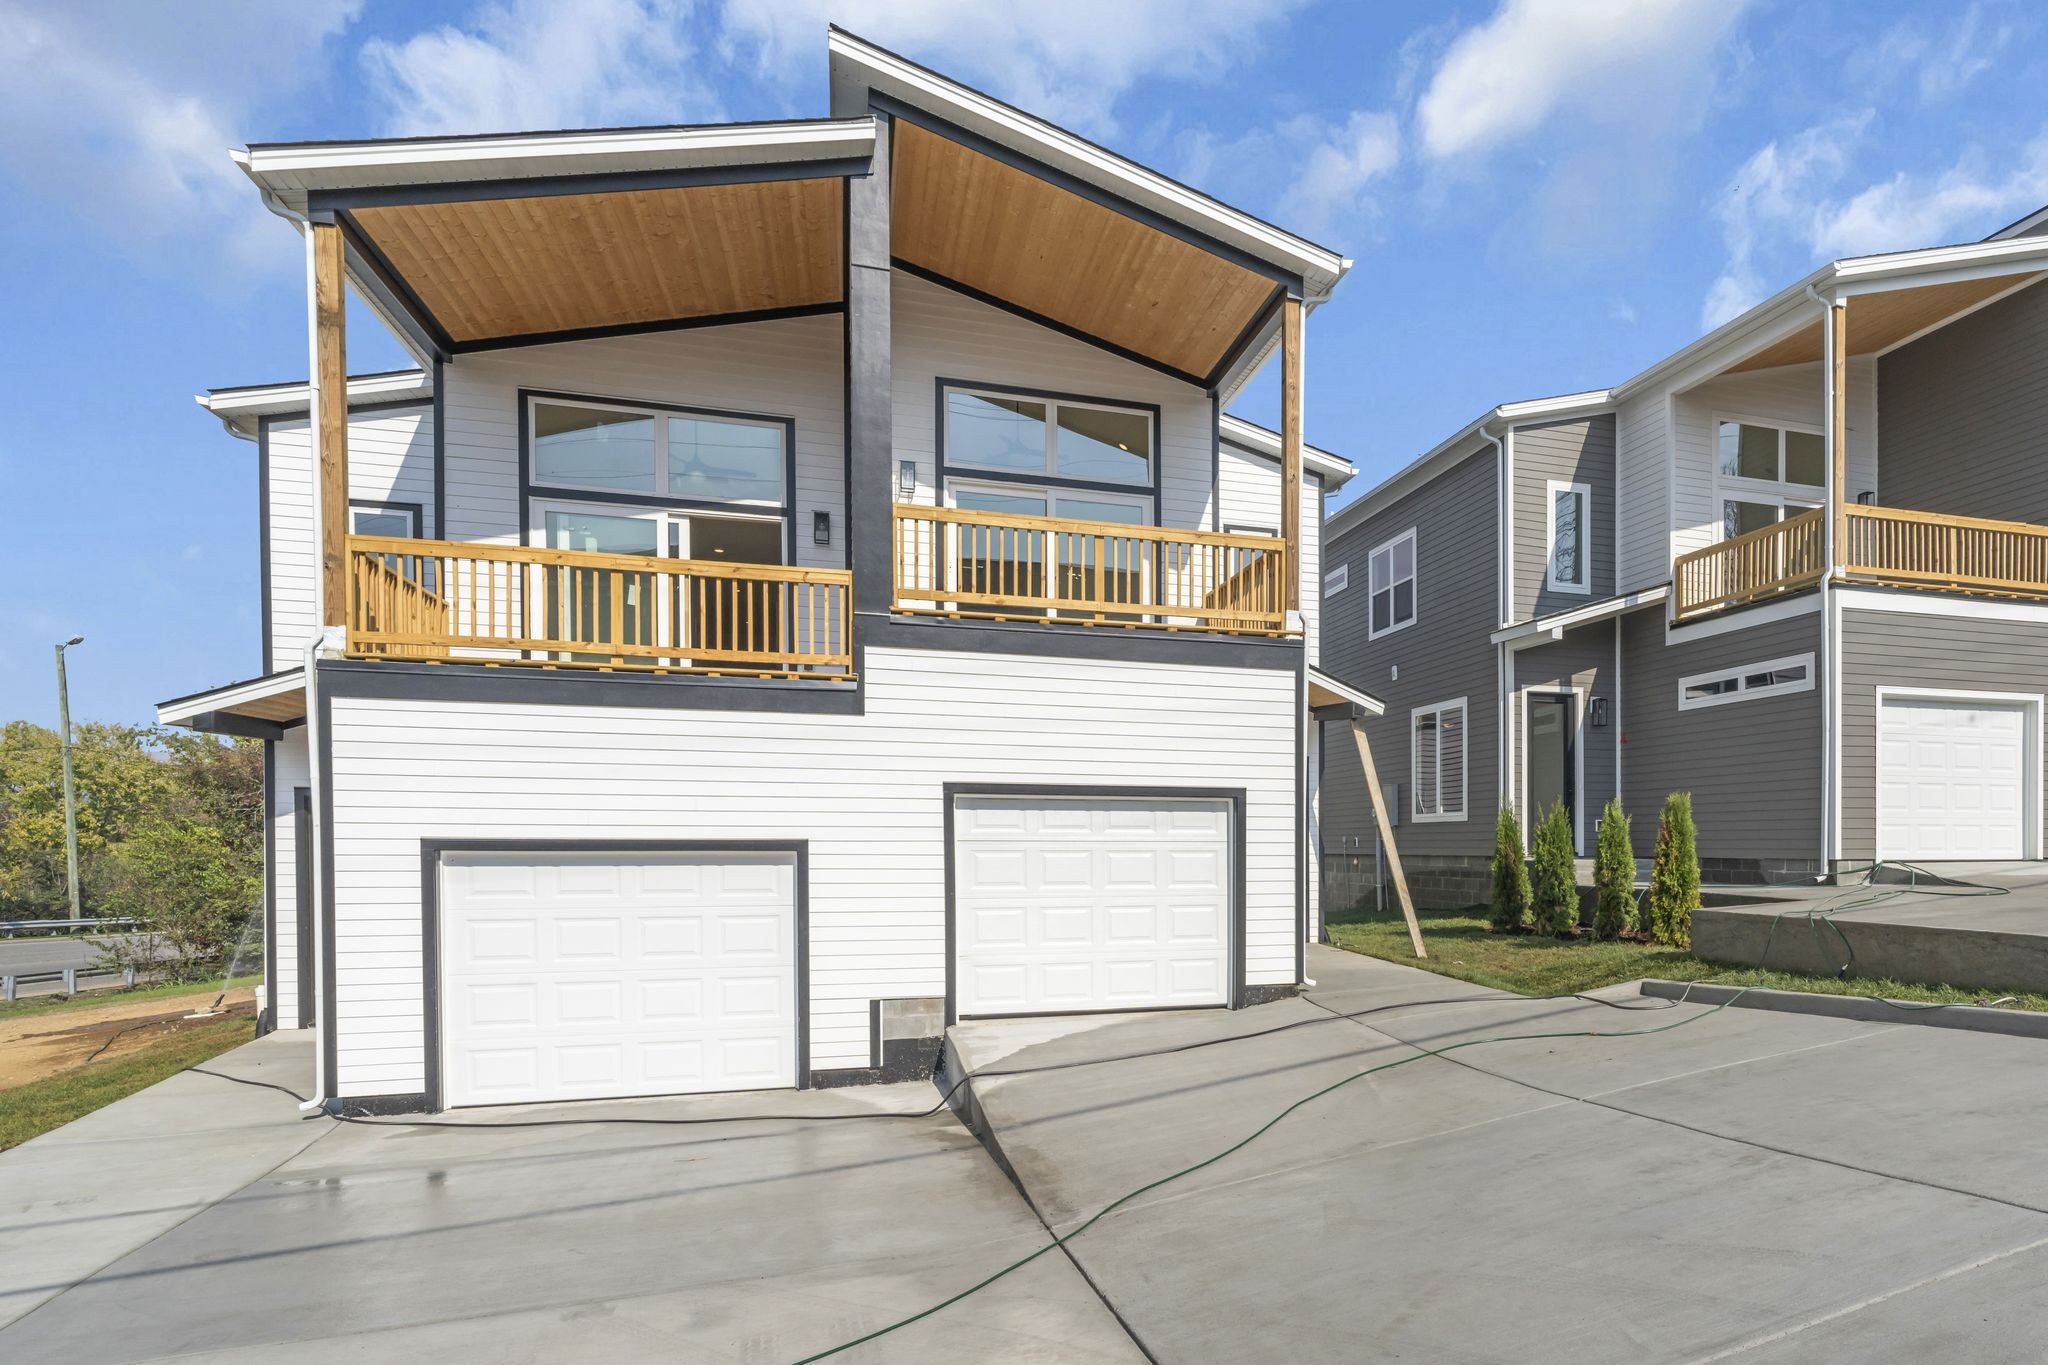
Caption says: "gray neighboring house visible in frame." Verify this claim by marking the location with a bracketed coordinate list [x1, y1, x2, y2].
[1320, 206, 2048, 908]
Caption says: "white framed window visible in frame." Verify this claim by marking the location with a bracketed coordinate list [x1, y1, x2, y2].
[1545, 480, 1591, 594]
[1411, 698, 1468, 821]
[1714, 414, 1823, 542]
[1324, 563, 1349, 597]
[1677, 652, 1815, 710]
[1368, 528, 1417, 640]
[349, 501, 421, 539]
[942, 386, 1154, 487]
[528, 395, 788, 508]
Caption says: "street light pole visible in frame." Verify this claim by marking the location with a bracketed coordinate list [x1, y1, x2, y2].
[55, 636, 84, 922]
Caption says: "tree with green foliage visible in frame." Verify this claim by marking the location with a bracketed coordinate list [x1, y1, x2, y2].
[1592, 799, 1636, 940]
[1646, 791, 1700, 947]
[1489, 804, 1531, 932]
[1529, 800, 1577, 936]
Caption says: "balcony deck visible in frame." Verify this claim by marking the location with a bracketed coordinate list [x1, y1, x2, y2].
[1672, 505, 2048, 623]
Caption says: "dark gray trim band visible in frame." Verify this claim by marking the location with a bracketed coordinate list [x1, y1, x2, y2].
[309, 156, 871, 213]
[941, 784, 1249, 1025]
[294, 786, 314, 1028]
[336, 213, 458, 359]
[315, 658, 863, 714]
[257, 415, 274, 672]
[860, 612, 1303, 670]
[180, 711, 290, 742]
[260, 741, 276, 1035]
[1202, 285, 1288, 393]
[416, 839, 812, 1111]
[431, 356, 447, 539]
[457, 301, 844, 356]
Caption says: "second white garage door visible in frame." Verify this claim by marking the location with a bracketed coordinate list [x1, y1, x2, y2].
[1878, 698, 2031, 860]
[439, 850, 797, 1108]
[954, 796, 1232, 1016]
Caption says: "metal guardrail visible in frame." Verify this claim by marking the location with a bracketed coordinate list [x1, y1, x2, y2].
[2, 964, 139, 1002]
[0, 916, 145, 938]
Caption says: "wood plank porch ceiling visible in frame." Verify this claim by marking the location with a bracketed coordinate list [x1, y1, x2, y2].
[1728, 272, 2040, 373]
[350, 178, 846, 344]
[890, 120, 1277, 380]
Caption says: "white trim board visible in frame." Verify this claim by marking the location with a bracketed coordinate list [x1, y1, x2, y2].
[1838, 589, 2048, 624]
[1872, 687, 2044, 862]
[1664, 591, 1821, 645]
[1494, 585, 1668, 646]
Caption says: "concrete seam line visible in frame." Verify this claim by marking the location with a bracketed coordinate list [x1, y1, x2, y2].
[1573, 1025, 1898, 1102]
[1304, 995, 2048, 1221]
[1680, 1230, 2048, 1363]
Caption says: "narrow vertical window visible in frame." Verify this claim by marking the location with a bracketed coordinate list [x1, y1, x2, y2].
[1546, 481, 1590, 593]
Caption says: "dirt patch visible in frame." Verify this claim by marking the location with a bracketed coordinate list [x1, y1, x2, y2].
[0, 987, 258, 1091]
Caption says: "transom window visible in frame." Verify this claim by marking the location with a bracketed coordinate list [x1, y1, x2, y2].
[1369, 528, 1417, 639]
[1325, 563, 1349, 596]
[1716, 417, 1823, 541]
[1677, 653, 1815, 710]
[349, 501, 420, 538]
[1412, 698, 1467, 821]
[531, 397, 786, 506]
[943, 386, 1154, 487]
[1546, 481, 1590, 593]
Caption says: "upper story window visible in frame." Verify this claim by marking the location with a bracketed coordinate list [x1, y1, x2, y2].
[531, 397, 786, 507]
[1368, 528, 1416, 639]
[1325, 564, 1349, 596]
[1716, 417, 1822, 540]
[1546, 481, 1591, 594]
[943, 386, 1154, 488]
[349, 501, 420, 538]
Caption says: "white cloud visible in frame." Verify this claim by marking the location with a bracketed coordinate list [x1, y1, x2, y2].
[0, 1, 359, 275]
[362, 0, 723, 136]
[1415, 0, 1752, 161]
[1179, 110, 1399, 244]
[717, 0, 1308, 137]
[1702, 120, 2048, 328]
[1853, 3, 2023, 104]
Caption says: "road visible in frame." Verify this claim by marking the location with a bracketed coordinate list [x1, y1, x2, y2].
[0, 935, 162, 997]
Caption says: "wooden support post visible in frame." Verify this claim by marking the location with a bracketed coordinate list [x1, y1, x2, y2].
[1829, 299, 1847, 574]
[1348, 720, 1425, 958]
[314, 219, 349, 628]
[1280, 295, 1303, 614]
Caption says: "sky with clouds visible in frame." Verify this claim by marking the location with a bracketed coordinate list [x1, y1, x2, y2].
[2, 0, 2045, 725]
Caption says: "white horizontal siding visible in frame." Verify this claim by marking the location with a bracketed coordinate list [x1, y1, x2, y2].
[324, 646, 1299, 1095]
[1669, 358, 1878, 562]
[436, 312, 845, 567]
[1218, 440, 1323, 663]
[892, 272, 1214, 531]
[267, 406, 434, 671]
[1615, 391, 1668, 592]
[270, 732, 310, 1030]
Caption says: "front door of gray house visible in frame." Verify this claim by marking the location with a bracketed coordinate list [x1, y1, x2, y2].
[1527, 693, 1575, 845]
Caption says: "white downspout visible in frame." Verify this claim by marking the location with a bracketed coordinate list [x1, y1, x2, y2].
[1808, 283, 1840, 878]
[295, 627, 343, 1115]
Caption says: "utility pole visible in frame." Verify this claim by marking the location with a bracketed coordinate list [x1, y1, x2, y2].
[56, 636, 84, 922]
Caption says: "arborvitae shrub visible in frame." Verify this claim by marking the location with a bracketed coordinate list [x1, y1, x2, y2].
[1592, 798, 1636, 940]
[1489, 804, 1531, 932]
[1646, 792, 1700, 948]
[1528, 800, 1578, 936]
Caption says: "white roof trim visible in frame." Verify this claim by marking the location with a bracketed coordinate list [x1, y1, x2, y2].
[235, 119, 877, 212]
[1308, 667, 1385, 716]
[158, 669, 306, 727]
[828, 29, 1349, 298]
[1218, 414, 1355, 486]
[1491, 585, 1669, 646]
[197, 370, 433, 438]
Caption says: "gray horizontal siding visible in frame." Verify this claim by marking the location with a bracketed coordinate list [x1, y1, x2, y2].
[1620, 607, 1823, 862]
[1513, 414, 1616, 620]
[1511, 621, 1618, 853]
[1879, 279, 2048, 525]
[1321, 445, 1499, 861]
[1837, 602, 2048, 861]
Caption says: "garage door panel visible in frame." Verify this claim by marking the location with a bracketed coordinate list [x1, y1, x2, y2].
[441, 851, 797, 1107]
[1879, 700, 2030, 861]
[955, 797, 1232, 1017]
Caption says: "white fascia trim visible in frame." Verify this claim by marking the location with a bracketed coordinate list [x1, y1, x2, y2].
[1308, 667, 1386, 717]
[1987, 204, 2048, 241]
[157, 668, 306, 726]
[1328, 391, 1613, 539]
[235, 119, 876, 205]
[201, 370, 432, 416]
[1492, 585, 1669, 645]
[1219, 413, 1355, 485]
[1837, 588, 2048, 624]
[1663, 590, 1822, 645]
[828, 30, 1348, 296]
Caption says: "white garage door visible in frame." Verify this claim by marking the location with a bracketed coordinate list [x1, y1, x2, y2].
[440, 850, 797, 1108]
[954, 796, 1231, 1016]
[1878, 699, 2030, 860]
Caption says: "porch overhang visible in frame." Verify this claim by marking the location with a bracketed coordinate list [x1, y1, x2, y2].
[1491, 585, 1670, 646]
[158, 669, 307, 739]
[1727, 268, 2048, 374]
[1308, 666, 1385, 718]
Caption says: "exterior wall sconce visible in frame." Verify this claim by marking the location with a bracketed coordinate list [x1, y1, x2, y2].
[1589, 697, 1609, 729]
[899, 460, 917, 495]
[813, 511, 831, 545]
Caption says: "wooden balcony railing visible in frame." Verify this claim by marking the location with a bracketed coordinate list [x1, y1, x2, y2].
[1671, 507, 1825, 621]
[890, 505, 1294, 636]
[344, 535, 853, 680]
[1842, 504, 2048, 600]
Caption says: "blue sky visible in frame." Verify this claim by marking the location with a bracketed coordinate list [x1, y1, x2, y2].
[2, 0, 2044, 727]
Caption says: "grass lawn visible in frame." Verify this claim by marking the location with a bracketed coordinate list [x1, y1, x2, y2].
[0, 973, 262, 1022]
[0, 1014, 257, 1152]
[1328, 905, 2048, 1011]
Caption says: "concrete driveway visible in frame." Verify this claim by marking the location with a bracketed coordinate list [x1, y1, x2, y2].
[0, 1033, 1137, 1363]
[951, 946, 2048, 1362]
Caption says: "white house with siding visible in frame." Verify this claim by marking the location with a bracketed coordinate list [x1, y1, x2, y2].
[160, 30, 1370, 1114]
